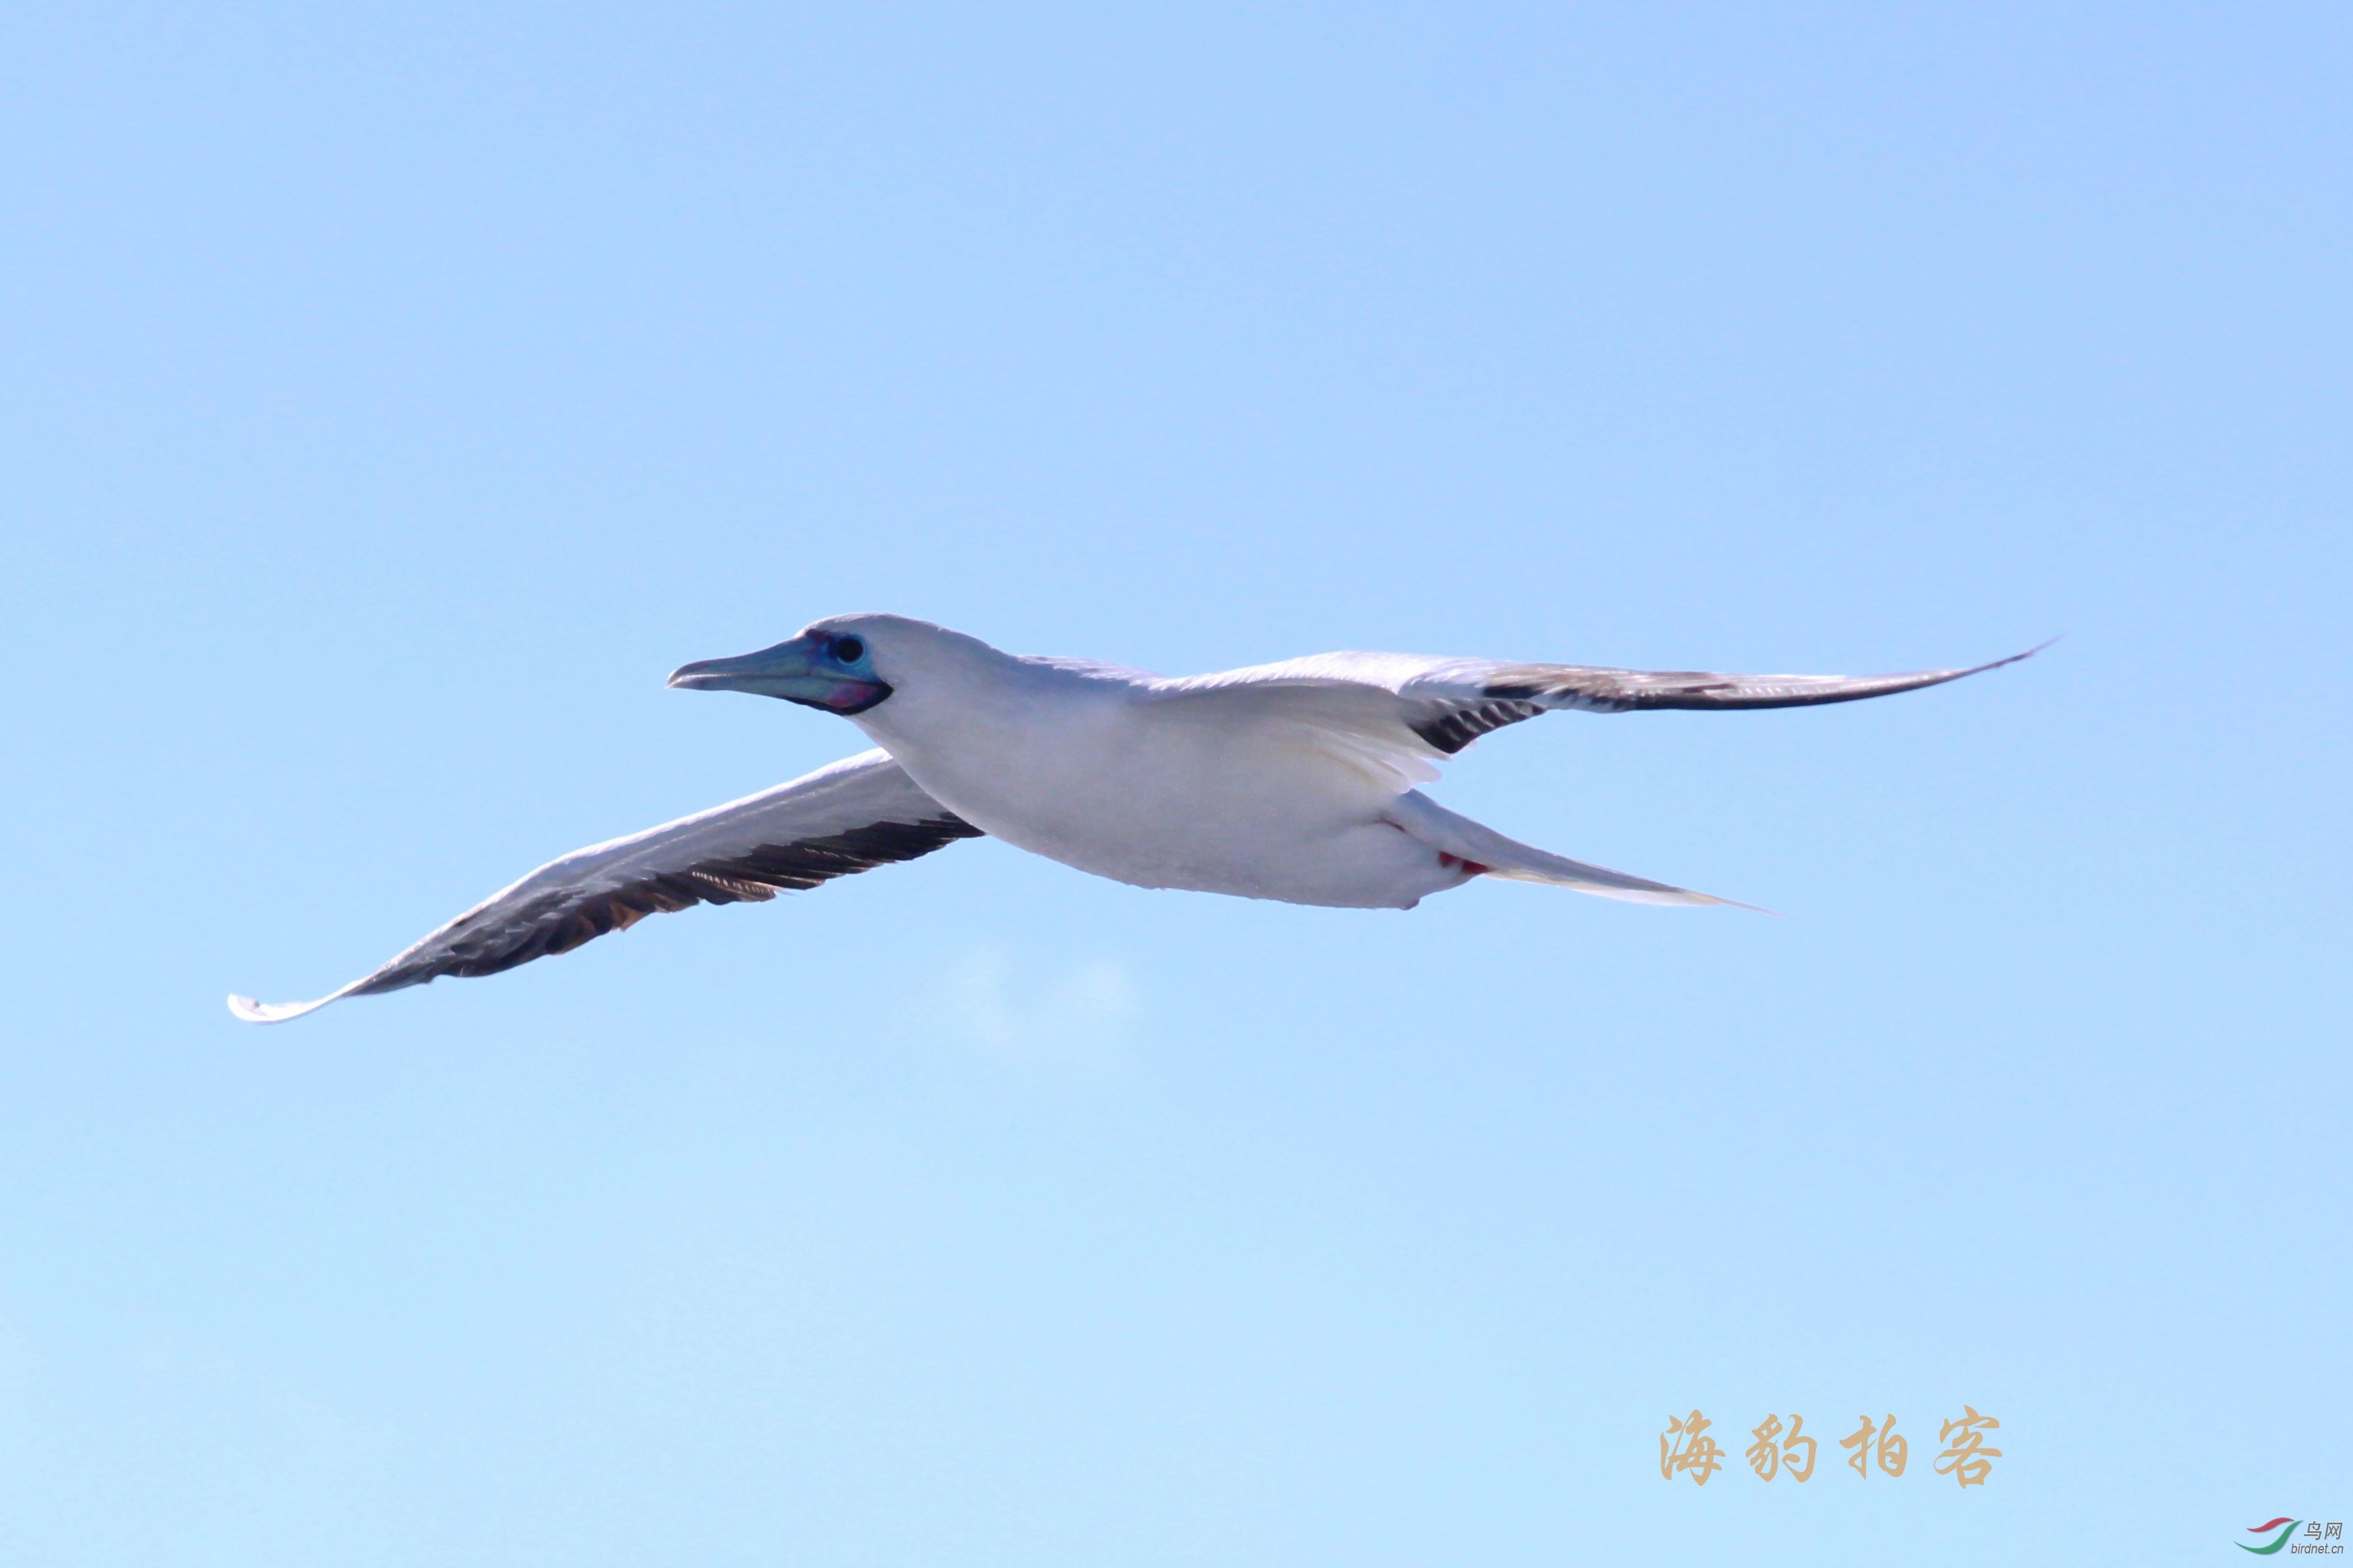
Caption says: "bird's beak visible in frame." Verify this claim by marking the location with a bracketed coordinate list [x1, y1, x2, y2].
[666, 635, 891, 715]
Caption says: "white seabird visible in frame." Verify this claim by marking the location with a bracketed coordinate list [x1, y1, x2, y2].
[229, 615, 2043, 1021]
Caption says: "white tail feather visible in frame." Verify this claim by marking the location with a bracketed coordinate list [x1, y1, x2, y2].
[1384, 790, 1760, 909]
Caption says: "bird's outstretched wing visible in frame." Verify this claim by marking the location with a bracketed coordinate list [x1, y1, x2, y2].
[228, 749, 982, 1023]
[1149, 640, 2049, 768]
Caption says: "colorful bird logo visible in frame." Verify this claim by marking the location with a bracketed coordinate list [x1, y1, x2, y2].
[2239, 1519, 2301, 1554]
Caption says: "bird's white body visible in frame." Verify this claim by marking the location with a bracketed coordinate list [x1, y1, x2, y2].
[230, 612, 2038, 1021]
[844, 627, 1467, 908]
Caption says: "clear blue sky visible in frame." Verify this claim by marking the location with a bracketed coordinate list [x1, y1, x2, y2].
[3, 5, 2346, 1563]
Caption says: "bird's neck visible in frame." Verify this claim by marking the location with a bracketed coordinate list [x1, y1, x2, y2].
[851, 653, 1130, 810]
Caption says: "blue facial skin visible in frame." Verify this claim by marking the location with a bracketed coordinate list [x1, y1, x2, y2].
[666, 632, 893, 715]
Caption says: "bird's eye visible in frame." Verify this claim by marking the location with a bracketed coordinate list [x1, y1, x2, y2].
[831, 635, 865, 665]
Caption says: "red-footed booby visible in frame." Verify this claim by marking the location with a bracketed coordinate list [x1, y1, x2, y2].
[229, 615, 2043, 1021]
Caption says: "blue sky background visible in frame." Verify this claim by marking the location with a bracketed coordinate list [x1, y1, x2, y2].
[3, 4, 2348, 1563]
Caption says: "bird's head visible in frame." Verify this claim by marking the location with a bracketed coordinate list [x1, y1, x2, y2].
[666, 614, 919, 715]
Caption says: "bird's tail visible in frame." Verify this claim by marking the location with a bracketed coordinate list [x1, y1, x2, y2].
[1383, 790, 1759, 909]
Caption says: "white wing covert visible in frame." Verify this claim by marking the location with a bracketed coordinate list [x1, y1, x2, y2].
[1150, 643, 2046, 763]
[228, 749, 982, 1023]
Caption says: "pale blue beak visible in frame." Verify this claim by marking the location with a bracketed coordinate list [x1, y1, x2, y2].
[666, 634, 892, 715]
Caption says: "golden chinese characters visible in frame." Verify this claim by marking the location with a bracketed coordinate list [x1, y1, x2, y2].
[1745, 1414, 1817, 1481]
[1838, 1413, 1907, 1478]
[1660, 1411, 1725, 1485]
[1666, 1404, 1997, 1485]
[1933, 1407, 2003, 1487]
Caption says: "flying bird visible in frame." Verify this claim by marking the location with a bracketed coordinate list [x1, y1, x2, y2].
[229, 616, 2042, 1022]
